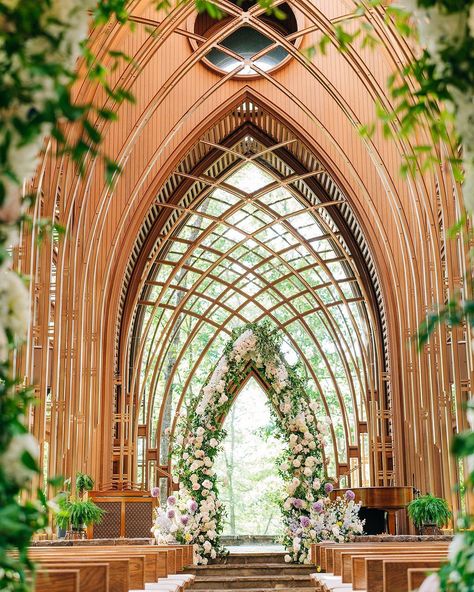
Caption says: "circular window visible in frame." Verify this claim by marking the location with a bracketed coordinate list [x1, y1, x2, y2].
[192, 1, 299, 77]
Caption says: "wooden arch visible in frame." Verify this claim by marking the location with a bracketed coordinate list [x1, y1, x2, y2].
[113, 96, 388, 494]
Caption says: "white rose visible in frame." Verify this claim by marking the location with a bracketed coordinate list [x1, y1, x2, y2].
[209, 438, 218, 448]
[0, 432, 39, 485]
[0, 326, 8, 361]
[0, 270, 30, 338]
[284, 555, 291, 563]
[203, 541, 212, 553]
[202, 479, 213, 490]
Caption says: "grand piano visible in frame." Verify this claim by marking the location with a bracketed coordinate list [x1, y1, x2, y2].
[329, 486, 415, 534]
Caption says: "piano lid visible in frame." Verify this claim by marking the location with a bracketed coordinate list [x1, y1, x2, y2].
[329, 486, 415, 510]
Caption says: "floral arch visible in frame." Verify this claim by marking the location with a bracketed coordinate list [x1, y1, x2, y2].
[173, 321, 332, 564]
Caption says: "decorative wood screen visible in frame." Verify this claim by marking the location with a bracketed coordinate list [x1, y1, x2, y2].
[87, 491, 157, 539]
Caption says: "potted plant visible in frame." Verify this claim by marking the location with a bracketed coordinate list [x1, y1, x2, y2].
[56, 472, 105, 539]
[75, 471, 95, 496]
[66, 498, 105, 537]
[407, 493, 451, 535]
[56, 489, 71, 538]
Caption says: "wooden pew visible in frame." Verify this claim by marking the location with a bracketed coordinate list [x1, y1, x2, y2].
[344, 546, 448, 584]
[319, 541, 447, 574]
[334, 543, 446, 577]
[29, 549, 145, 590]
[361, 554, 447, 592]
[408, 568, 439, 591]
[36, 558, 129, 592]
[383, 559, 445, 592]
[30, 544, 194, 591]
[35, 569, 80, 592]
[35, 563, 108, 592]
[312, 542, 449, 592]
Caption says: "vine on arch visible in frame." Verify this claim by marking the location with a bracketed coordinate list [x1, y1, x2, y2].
[173, 321, 333, 564]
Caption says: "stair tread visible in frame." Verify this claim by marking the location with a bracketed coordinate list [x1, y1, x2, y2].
[190, 564, 309, 569]
[194, 575, 312, 581]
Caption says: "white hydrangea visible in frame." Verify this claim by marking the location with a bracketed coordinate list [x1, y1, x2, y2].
[0, 432, 39, 486]
[0, 270, 30, 339]
[0, 325, 8, 362]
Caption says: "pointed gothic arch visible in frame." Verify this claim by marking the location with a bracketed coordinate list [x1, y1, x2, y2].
[110, 94, 389, 495]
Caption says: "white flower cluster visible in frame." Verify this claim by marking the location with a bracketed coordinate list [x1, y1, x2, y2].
[152, 494, 201, 546]
[176, 325, 328, 564]
[0, 0, 95, 224]
[196, 356, 228, 415]
[0, 270, 31, 361]
[311, 496, 364, 543]
[228, 329, 257, 363]
[283, 494, 364, 564]
[0, 432, 40, 486]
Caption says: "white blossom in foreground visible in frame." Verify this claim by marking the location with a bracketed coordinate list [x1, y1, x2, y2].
[0, 432, 40, 486]
[0, 270, 30, 339]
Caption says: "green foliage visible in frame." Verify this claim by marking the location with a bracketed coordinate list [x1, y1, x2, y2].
[75, 472, 94, 496]
[407, 494, 451, 528]
[63, 498, 105, 529]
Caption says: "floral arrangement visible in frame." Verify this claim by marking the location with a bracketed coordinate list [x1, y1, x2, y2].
[283, 491, 364, 563]
[151, 494, 199, 547]
[173, 321, 333, 564]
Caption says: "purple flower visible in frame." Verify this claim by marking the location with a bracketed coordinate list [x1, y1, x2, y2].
[345, 490, 356, 501]
[187, 499, 198, 514]
[300, 516, 311, 528]
[289, 519, 300, 533]
[167, 509, 176, 519]
[324, 483, 334, 494]
[312, 501, 323, 513]
[292, 498, 304, 509]
[150, 486, 160, 498]
[181, 515, 189, 526]
[167, 495, 177, 506]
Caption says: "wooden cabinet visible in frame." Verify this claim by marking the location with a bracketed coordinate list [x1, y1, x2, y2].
[87, 491, 157, 539]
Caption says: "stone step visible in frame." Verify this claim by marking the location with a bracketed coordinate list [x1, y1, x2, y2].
[192, 575, 313, 590]
[186, 564, 314, 577]
[211, 553, 288, 565]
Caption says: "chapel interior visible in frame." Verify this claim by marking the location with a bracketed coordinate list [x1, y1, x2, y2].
[2, 0, 473, 591]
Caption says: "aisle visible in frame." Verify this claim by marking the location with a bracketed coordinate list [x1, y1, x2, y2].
[185, 551, 314, 592]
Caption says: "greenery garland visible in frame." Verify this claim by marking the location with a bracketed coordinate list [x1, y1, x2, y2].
[174, 321, 333, 564]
